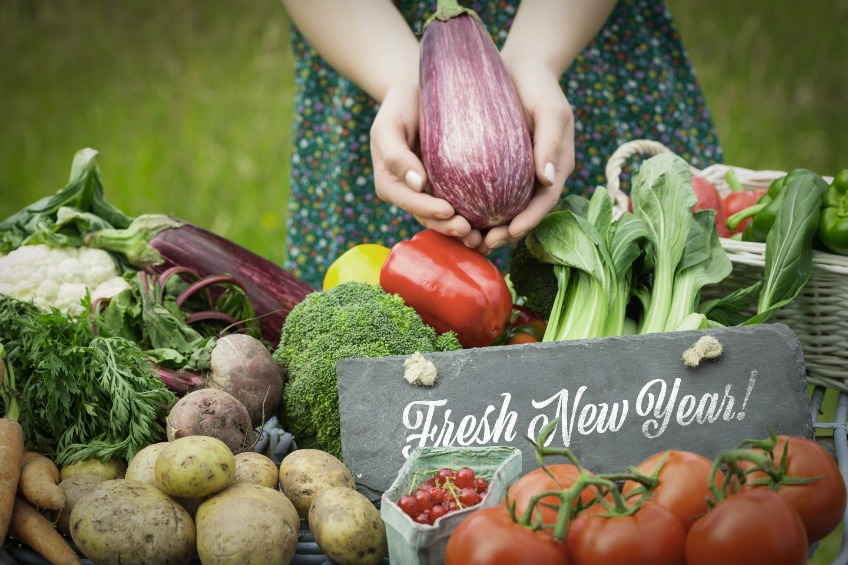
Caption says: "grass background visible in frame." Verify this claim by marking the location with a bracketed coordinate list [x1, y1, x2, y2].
[1, 1, 846, 561]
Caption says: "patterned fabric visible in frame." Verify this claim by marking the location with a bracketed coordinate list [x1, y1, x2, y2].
[285, 0, 723, 288]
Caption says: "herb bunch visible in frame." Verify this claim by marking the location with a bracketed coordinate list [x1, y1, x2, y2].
[0, 293, 174, 466]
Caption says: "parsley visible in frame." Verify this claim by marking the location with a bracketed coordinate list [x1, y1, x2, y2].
[0, 294, 175, 466]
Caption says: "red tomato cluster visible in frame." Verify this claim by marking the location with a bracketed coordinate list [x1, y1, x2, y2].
[397, 466, 489, 526]
[445, 435, 846, 565]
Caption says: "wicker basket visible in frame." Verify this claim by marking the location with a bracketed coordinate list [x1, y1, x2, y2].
[605, 140, 848, 392]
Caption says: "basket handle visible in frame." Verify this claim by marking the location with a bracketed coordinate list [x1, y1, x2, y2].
[605, 139, 703, 214]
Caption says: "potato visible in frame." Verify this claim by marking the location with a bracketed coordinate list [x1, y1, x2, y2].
[125, 442, 168, 484]
[234, 452, 279, 489]
[196, 483, 299, 565]
[70, 479, 196, 565]
[60, 458, 127, 481]
[308, 487, 387, 565]
[53, 473, 107, 536]
[155, 435, 235, 499]
[278, 449, 355, 518]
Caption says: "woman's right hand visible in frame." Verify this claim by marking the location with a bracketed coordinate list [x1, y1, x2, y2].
[370, 81, 485, 249]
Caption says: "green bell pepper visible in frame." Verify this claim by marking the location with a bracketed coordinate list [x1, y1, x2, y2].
[726, 169, 826, 243]
[817, 170, 848, 255]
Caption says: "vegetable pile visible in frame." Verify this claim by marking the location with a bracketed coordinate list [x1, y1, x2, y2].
[509, 152, 829, 339]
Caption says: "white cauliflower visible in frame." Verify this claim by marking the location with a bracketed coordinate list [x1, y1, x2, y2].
[0, 244, 131, 316]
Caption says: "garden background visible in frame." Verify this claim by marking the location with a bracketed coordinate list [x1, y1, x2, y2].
[1, 1, 847, 561]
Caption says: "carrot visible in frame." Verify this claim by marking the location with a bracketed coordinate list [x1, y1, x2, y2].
[19, 451, 66, 511]
[0, 345, 25, 541]
[9, 493, 81, 565]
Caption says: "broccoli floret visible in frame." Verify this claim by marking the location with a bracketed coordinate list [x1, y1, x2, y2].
[274, 282, 462, 458]
[508, 237, 557, 320]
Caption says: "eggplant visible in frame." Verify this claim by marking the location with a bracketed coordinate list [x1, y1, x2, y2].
[84, 214, 314, 344]
[419, 2, 535, 229]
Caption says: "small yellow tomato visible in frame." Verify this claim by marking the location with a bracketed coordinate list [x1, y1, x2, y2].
[323, 243, 391, 290]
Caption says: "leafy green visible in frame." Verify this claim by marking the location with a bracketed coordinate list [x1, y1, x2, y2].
[0, 293, 174, 466]
[0, 148, 131, 254]
[745, 172, 827, 324]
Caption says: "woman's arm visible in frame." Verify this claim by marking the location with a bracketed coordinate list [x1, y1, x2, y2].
[282, 0, 464, 239]
[280, 0, 419, 101]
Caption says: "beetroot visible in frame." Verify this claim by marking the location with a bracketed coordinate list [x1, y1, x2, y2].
[207, 334, 284, 427]
[166, 389, 253, 454]
[419, 3, 535, 229]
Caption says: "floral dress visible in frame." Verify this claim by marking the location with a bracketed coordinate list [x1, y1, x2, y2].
[285, 0, 723, 288]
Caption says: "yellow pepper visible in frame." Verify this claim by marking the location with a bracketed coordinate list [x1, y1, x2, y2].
[323, 243, 391, 290]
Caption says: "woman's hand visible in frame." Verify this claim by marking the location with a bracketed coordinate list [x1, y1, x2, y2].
[370, 81, 485, 248]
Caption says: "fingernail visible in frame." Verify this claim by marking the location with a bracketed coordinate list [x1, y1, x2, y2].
[489, 240, 505, 249]
[544, 162, 556, 185]
[450, 230, 464, 237]
[405, 170, 424, 191]
[436, 212, 452, 220]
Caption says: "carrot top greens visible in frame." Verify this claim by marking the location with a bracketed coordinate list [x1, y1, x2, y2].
[0, 294, 174, 466]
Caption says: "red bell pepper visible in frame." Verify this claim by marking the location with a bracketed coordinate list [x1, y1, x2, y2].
[379, 229, 513, 348]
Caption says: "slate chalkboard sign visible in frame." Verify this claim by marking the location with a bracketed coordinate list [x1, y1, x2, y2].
[337, 324, 813, 500]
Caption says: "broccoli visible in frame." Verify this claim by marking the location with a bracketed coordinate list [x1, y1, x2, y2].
[273, 281, 461, 458]
[508, 237, 557, 321]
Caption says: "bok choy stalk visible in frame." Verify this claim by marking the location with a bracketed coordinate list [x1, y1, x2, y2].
[664, 209, 732, 331]
[605, 213, 650, 335]
[527, 189, 618, 342]
[630, 153, 699, 335]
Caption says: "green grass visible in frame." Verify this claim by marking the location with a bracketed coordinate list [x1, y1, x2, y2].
[1, 1, 846, 561]
[0, 0, 295, 265]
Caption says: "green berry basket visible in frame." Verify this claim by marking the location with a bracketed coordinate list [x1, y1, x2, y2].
[380, 445, 521, 565]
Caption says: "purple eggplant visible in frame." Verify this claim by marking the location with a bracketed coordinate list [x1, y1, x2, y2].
[419, 2, 535, 229]
[84, 214, 314, 344]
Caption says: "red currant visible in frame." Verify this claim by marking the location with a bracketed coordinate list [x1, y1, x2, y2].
[458, 487, 479, 507]
[429, 488, 445, 505]
[398, 494, 417, 517]
[414, 489, 434, 511]
[474, 477, 489, 493]
[435, 467, 456, 487]
[454, 467, 476, 489]
[430, 504, 448, 522]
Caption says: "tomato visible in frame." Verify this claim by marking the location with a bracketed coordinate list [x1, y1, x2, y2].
[566, 502, 686, 565]
[507, 305, 547, 344]
[621, 450, 720, 532]
[685, 489, 808, 565]
[445, 506, 569, 565]
[742, 435, 847, 542]
[503, 464, 600, 528]
[322, 243, 390, 290]
[506, 331, 540, 345]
